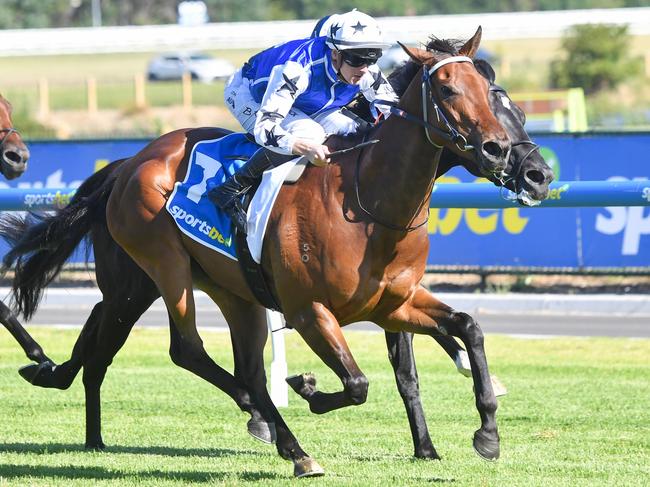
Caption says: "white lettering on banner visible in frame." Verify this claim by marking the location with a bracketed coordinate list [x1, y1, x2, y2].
[187, 152, 221, 203]
[643, 187, 650, 202]
[595, 176, 650, 256]
[0, 169, 83, 191]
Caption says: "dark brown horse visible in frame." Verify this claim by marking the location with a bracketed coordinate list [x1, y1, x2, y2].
[2, 32, 551, 474]
[110, 28, 508, 475]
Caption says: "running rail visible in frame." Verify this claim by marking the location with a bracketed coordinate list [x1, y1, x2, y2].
[429, 180, 650, 208]
[1, 180, 648, 212]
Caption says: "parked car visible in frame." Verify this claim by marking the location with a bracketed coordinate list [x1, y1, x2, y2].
[147, 52, 236, 83]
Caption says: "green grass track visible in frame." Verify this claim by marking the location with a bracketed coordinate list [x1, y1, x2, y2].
[1, 327, 648, 485]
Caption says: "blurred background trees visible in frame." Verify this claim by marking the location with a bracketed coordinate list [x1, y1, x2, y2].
[550, 24, 642, 95]
[0, 0, 648, 28]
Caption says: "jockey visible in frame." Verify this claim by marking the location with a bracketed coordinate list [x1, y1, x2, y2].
[208, 9, 398, 234]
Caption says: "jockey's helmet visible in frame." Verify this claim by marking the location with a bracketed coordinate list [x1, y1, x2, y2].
[325, 9, 391, 63]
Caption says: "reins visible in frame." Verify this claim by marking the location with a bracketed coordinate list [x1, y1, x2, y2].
[352, 55, 476, 232]
[353, 132, 432, 232]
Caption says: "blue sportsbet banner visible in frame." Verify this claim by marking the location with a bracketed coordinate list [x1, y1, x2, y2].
[1, 133, 648, 268]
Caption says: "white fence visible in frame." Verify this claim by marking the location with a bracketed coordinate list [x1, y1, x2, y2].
[0, 8, 649, 56]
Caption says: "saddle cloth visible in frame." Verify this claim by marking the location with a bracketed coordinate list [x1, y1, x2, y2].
[165, 132, 300, 263]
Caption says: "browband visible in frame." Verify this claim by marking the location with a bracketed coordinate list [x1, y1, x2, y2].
[428, 55, 473, 75]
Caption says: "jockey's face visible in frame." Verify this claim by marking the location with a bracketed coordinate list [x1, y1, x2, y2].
[331, 49, 369, 85]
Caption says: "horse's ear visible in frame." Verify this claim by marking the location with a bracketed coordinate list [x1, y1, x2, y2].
[398, 41, 434, 65]
[459, 26, 482, 59]
[474, 59, 495, 84]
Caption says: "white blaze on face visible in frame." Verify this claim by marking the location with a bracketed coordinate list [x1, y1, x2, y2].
[499, 94, 511, 111]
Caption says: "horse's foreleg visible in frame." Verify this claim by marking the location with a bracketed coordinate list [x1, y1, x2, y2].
[379, 287, 499, 461]
[0, 300, 51, 364]
[385, 331, 439, 459]
[286, 302, 369, 415]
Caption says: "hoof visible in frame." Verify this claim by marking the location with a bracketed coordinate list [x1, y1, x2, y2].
[18, 361, 57, 387]
[247, 419, 276, 444]
[293, 456, 325, 478]
[490, 375, 507, 397]
[286, 372, 316, 398]
[473, 430, 500, 461]
[85, 441, 106, 451]
[414, 448, 441, 460]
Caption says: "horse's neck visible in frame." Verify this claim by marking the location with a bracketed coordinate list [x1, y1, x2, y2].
[356, 87, 441, 230]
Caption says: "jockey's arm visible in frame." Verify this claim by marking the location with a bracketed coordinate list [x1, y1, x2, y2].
[358, 65, 399, 120]
[253, 61, 330, 165]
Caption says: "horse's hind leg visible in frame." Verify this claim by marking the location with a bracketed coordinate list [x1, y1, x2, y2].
[18, 302, 105, 389]
[207, 289, 323, 477]
[0, 300, 51, 364]
[166, 313, 273, 443]
[379, 287, 500, 461]
[385, 331, 439, 460]
[81, 292, 158, 449]
[151, 254, 317, 477]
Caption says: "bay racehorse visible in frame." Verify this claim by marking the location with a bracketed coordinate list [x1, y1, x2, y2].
[1, 55, 552, 463]
[1, 32, 536, 474]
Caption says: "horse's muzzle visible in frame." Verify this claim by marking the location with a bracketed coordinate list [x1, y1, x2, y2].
[1, 145, 29, 178]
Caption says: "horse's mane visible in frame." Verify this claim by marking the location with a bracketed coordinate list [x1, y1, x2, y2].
[387, 37, 465, 97]
[333, 36, 468, 147]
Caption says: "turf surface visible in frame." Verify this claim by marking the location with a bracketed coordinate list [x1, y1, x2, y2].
[1, 327, 648, 485]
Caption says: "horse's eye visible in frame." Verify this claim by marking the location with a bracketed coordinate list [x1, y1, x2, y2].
[439, 85, 455, 98]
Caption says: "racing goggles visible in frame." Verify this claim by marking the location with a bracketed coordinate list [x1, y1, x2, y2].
[341, 49, 382, 68]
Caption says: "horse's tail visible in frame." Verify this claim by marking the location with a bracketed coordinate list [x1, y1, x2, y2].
[0, 161, 123, 319]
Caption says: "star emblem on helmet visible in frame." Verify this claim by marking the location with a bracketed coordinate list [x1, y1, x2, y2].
[329, 23, 341, 38]
[351, 21, 366, 34]
[278, 74, 299, 97]
[264, 126, 284, 147]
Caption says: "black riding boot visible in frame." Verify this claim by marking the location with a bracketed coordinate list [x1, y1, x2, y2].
[208, 148, 292, 234]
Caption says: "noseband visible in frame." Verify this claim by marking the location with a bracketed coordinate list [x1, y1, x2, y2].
[0, 128, 20, 151]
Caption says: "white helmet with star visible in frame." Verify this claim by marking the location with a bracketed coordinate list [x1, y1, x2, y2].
[325, 9, 391, 51]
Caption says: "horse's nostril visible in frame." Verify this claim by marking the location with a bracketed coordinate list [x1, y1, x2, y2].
[525, 169, 545, 185]
[3, 150, 23, 164]
[482, 141, 504, 159]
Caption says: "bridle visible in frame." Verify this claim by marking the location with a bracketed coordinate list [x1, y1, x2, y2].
[0, 128, 19, 150]
[373, 55, 475, 153]
[356, 55, 477, 232]
[487, 84, 541, 199]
